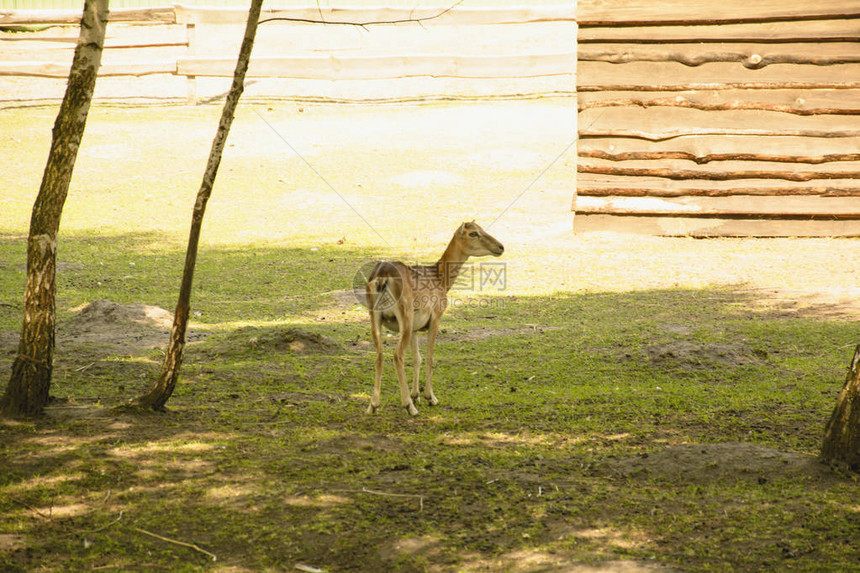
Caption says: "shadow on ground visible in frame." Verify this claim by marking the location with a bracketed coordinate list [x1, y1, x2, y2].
[1, 236, 859, 572]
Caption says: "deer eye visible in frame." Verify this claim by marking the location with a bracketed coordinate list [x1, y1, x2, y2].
[469, 232, 479, 237]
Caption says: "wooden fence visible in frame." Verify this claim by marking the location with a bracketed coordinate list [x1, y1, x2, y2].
[0, 4, 575, 102]
[574, 0, 860, 237]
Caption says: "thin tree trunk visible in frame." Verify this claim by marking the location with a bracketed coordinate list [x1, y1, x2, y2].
[135, 0, 264, 411]
[820, 345, 860, 471]
[1, 0, 108, 418]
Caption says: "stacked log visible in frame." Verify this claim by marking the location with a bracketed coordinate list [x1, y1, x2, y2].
[574, 0, 860, 236]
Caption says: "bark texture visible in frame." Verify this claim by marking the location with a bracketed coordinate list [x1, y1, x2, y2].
[1, 0, 108, 417]
[820, 345, 860, 471]
[135, 0, 264, 411]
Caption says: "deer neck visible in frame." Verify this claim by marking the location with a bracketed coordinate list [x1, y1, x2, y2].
[436, 237, 470, 292]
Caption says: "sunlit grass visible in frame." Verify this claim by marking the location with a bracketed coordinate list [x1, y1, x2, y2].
[1, 101, 860, 572]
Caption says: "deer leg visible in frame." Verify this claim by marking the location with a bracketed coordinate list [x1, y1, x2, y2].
[410, 334, 422, 403]
[394, 327, 418, 416]
[366, 311, 384, 414]
[423, 315, 440, 406]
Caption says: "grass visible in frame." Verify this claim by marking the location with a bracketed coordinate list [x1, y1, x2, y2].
[1, 100, 860, 572]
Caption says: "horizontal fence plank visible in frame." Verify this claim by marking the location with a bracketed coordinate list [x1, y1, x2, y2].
[577, 175, 860, 197]
[572, 214, 860, 237]
[177, 53, 576, 80]
[579, 107, 860, 140]
[0, 35, 79, 43]
[578, 157, 860, 182]
[575, 195, 860, 217]
[0, 60, 176, 78]
[578, 136, 860, 164]
[578, 89, 860, 115]
[578, 43, 860, 68]
[0, 7, 175, 25]
[578, 61, 860, 91]
[577, 0, 859, 26]
[578, 19, 860, 43]
[174, 4, 576, 26]
[0, 38, 190, 48]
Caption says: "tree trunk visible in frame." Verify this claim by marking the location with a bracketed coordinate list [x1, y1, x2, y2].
[1, 0, 108, 418]
[820, 345, 860, 471]
[135, 0, 264, 411]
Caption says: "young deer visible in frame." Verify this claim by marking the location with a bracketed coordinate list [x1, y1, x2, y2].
[365, 221, 504, 415]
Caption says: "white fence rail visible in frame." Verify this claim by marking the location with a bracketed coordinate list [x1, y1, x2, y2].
[1, 4, 576, 102]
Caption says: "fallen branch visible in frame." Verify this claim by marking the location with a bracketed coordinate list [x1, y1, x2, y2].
[335, 488, 425, 511]
[8, 496, 52, 520]
[259, 0, 464, 29]
[360, 488, 425, 511]
[133, 527, 217, 561]
[86, 510, 124, 534]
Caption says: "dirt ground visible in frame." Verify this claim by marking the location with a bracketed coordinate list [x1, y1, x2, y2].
[38, 295, 860, 490]
[3, 16, 860, 573]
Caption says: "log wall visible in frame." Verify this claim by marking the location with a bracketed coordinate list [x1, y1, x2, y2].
[574, 0, 860, 236]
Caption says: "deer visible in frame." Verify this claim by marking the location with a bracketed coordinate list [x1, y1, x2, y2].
[365, 221, 504, 416]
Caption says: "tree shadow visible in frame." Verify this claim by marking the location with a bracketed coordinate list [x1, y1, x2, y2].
[1, 234, 859, 572]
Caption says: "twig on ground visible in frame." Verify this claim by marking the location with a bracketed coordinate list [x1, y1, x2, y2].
[259, 0, 464, 30]
[295, 564, 327, 573]
[358, 488, 425, 511]
[332, 487, 425, 510]
[133, 527, 217, 561]
[87, 510, 124, 534]
[9, 496, 52, 520]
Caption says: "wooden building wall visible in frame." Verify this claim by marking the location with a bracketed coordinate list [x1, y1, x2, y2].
[574, 0, 860, 236]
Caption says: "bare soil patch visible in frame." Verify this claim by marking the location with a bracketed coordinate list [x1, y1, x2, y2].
[643, 341, 767, 370]
[441, 324, 564, 343]
[741, 286, 860, 321]
[311, 434, 405, 455]
[0, 534, 26, 553]
[59, 299, 177, 353]
[219, 326, 344, 355]
[2, 22, 859, 569]
[605, 442, 837, 484]
[53, 300, 230, 357]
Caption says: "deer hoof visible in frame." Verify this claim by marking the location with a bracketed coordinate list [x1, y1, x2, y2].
[406, 403, 419, 416]
[425, 394, 439, 406]
[366, 402, 379, 414]
[411, 391, 420, 403]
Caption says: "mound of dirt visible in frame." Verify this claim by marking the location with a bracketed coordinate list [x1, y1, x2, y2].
[248, 327, 343, 354]
[59, 300, 177, 353]
[312, 434, 404, 455]
[70, 300, 173, 331]
[644, 341, 766, 370]
[606, 442, 835, 483]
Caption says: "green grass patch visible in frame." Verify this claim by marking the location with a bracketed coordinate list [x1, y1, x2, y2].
[1, 102, 859, 572]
